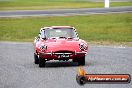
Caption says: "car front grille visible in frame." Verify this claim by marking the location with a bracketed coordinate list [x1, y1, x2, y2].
[54, 50, 73, 55]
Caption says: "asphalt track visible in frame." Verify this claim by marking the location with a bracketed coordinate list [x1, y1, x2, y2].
[0, 42, 132, 88]
[0, 6, 132, 17]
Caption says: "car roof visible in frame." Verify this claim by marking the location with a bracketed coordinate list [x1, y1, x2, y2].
[44, 26, 74, 29]
[50, 26, 73, 29]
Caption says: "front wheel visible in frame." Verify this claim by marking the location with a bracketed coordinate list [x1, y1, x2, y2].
[34, 53, 39, 64]
[39, 58, 46, 67]
[78, 56, 85, 66]
[73, 56, 85, 66]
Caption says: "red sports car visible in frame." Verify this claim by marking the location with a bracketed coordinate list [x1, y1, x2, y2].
[33, 26, 88, 67]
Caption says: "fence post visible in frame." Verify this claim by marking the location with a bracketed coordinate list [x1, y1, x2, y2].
[105, 0, 110, 8]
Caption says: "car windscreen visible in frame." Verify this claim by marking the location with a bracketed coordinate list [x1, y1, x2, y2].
[44, 28, 77, 38]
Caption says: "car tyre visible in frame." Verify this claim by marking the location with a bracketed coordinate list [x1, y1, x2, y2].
[39, 58, 45, 67]
[34, 53, 39, 64]
[78, 56, 85, 66]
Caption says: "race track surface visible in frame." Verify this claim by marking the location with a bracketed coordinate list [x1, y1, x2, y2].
[0, 6, 132, 17]
[0, 42, 132, 88]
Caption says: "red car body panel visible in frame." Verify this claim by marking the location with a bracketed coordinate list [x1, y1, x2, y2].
[34, 26, 88, 61]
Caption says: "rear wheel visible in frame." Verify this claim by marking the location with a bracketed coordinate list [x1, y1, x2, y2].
[34, 53, 39, 64]
[39, 58, 46, 67]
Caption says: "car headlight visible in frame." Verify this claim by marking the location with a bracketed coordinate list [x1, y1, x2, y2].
[79, 43, 87, 50]
[40, 44, 47, 51]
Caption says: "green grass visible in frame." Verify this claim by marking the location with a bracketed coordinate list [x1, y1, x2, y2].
[0, 13, 132, 45]
[0, 0, 132, 10]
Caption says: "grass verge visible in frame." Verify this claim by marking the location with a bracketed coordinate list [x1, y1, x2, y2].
[0, 0, 132, 10]
[0, 13, 132, 46]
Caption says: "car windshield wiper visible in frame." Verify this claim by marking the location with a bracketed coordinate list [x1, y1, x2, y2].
[50, 37, 57, 39]
[67, 37, 73, 39]
[59, 37, 74, 39]
[59, 37, 67, 39]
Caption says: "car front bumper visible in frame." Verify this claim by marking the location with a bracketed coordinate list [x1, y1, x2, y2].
[38, 51, 87, 60]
